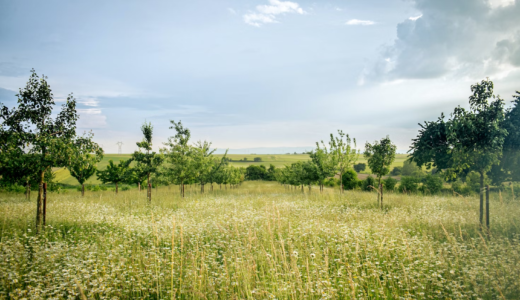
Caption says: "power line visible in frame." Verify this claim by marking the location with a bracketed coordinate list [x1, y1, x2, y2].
[116, 141, 123, 154]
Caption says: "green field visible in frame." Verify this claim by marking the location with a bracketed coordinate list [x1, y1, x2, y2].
[55, 154, 410, 186]
[1, 181, 518, 298]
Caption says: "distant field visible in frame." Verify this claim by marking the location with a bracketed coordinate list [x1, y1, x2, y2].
[54, 153, 411, 186]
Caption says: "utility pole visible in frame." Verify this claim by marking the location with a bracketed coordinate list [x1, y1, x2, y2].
[116, 141, 123, 154]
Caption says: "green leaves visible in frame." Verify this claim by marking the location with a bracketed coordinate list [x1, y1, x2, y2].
[96, 160, 130, 185]
[364, 136, 396, 180]
[67, 132, 104, 185]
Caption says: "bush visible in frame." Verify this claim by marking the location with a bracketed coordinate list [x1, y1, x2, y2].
[391, 166, 402, 176]
[254, 157, 262, 162]
[401, 161, 420, 176]
[399, 176, 420, 193]
[245, 165, 267, 180]
[324, 178, 339, 187]
[353, 163, 366, 173]
[342, 169, 359, 190]
[121, 186, 130, 191]
[465, 171, 490, 193]
[383, 177, 398, 191]
[3, 184, 26, 193]
[100, 185, 108, 191]
[421, 175, 443, 194]
[452, 179, 472, 195]
[361, 176, 377, 191]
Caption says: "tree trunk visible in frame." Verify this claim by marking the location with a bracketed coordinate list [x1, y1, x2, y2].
[82, 184, 85, 197]
[42, 183, 47, 227]
[512, 183, 515, 201]
[486, 185, 490, 232]
[201, 183, 204, 193]
[479, 172, 484, 228]
[301, 184, 303, 193]
[182, 182, 185, 198]
[308, 184, 311, 192]
[26, 180, 30, 200]
[220, 184, 222, 190]
[377, 177, 382, 206]
[116, 182, 119, 194]
[138, 182, 141, 192]
[340, 168, 343, 194]
[380, 183, 383, 210]
[36, 169, 45, 230]
[148, 183, 152, 201]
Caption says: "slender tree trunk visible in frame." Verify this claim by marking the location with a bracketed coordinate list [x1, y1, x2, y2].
[42, 183, 47, 227]
[201, 183, 204, 193]
[308, 184, 311, 192]
[182, 182, 185, 198]
[82, 184, 85, 197]
[26, 180, 30, 200]
[148, 183, 152, 202]
[486, 185, 490, 232]
[301, 184, 303, 193]
[377, 177, 382, 206]
[220, 184, 222, 190]
[36, 169, 45, 230]
[116, 182, 119, 194]
[512, 183, 515, 201]
[479, 172, 484, 228]
[138, 182, 141, 192]
[380, 183, 383, 210]
[340, 168, 343, 194]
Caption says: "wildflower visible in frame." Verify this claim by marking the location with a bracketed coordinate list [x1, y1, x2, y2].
[310, 253, 316, 259]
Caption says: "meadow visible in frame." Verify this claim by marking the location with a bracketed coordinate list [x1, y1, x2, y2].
[53, 154, 409, 186]
[1, 181, 519, 299]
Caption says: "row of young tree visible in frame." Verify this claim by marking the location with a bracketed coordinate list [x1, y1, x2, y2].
[0, 70, 244, 230]
[94, 120, 244, 198]
[273, 131, 397, 209]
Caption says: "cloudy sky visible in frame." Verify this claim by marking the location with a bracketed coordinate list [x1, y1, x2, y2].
[1, 0, 519, 153]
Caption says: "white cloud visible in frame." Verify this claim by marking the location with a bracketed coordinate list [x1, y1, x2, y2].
[346, 19, 376, 26]
[363, 0, 520, 83]
[243, 0, 305, 27]
[489, 0, 515, 9]
[77, 108, 107, 129]
[79, 97, 99, 107]
[409, 14, 422, 21]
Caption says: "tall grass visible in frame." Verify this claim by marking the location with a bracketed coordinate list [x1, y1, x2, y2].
[1, 182, 519, 299]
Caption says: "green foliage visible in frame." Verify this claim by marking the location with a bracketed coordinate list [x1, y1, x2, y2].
[341, 169, 358, 190]
[399, 177, 421, 193]
[130, 122, 164, 187]
[361, 176, 377, 192]
[353, 163, 366, 173]
[323, 177, 339, 187]
[383, 177, 398, 191]
[391, 166, 402, 176]
[329, 130, 359, 191]
[245, 165, 267, 180]
[162, 120, 195, 188]
[402, 161, 421, 176]
[364, 136, 396, 182]
[96, 160, 130, 187]
[0, 69, 91, 225]
[309, 144, 336, 187]
[254, 157, 262, 162]
[421, 175, 443, 194]
[67, 132, 104, 185]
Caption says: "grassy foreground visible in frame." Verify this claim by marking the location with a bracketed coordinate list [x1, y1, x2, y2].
[1, 182, 519, 299]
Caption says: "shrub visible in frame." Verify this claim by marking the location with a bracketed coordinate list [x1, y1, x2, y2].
[421, 175, 443, 194]
[3, 184, 26, 193]
[121, 186, 130, 191]
[342, 169, 359, 190]
[361, 176, 377, 191]
[100, 185, 108, 191]
[254, 157, 262, 162]
[91, 185, 101, 192]
[324, 178, 339, 187]
[353, 163, 366, 173]
[401, 161, 420, 176]
[452, 179, 472, 195]
[383, 177, 398, 191]
[399, 176, 420, 193]
[391, 166, 402, 176]
[465, 171, 490, 193]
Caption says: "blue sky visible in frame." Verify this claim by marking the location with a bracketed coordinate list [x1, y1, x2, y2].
[1, 0, 520, 153]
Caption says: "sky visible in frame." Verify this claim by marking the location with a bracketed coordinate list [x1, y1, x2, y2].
[1, 0, 520, 153]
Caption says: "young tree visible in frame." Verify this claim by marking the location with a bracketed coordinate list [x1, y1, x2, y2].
[68, 133, 104, 196]
[353, 163, 366, 173]
[309, 143, 337, 192]
[329, 130, 359, 194]
[0, 70, 83, 229]
[162, 120, 195, 197]
[409, 79, 507, 227]
[192, 141, 227, 193]
[131, 122, 164, 200]
[501, 91, 520, 185]
[96, 160, 130, 194]
[364, 136, 397, 208]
